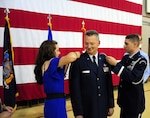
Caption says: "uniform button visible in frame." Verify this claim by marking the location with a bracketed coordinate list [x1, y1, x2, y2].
[120, 85, 122, 88]
[98, 86, 100, 89]
[97, 78, 99, 80]
[98, 94, 101, 96]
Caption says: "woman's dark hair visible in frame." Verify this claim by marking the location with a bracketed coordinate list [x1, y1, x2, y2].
[34, 40, 58, 84]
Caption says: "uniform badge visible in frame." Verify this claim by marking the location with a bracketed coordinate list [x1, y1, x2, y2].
[103, 64, 109, 72]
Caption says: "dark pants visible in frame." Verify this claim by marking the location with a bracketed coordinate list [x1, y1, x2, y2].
[120, 108, 142, 118]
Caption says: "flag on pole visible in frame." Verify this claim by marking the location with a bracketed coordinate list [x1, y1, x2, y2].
[3, 16, 18, 108]
[47, 15, 53, 40]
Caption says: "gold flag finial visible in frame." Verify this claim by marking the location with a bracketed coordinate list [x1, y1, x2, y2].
[81, 20, 86, 32]
[47, 14, 52, 29]
[82, 20, 85, 28]
[4, 8, 10, 20]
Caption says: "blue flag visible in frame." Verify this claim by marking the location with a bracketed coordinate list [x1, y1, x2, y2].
[3, 17, 18, 108]
[48, 23, 52, 40]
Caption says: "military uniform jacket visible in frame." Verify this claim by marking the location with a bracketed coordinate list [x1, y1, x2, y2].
[69, 52, 114, 118]
[112, 51, 147, 114]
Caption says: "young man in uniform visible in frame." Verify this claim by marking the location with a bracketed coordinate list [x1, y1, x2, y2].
[106, 34, 147, 118]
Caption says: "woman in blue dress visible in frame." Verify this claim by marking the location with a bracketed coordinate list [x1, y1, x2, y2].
[34, 40, 80, 118]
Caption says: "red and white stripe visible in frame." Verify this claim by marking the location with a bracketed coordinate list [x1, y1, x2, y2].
[0, 0, 142, 101]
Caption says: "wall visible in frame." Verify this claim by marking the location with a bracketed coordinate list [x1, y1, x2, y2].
[142, 0, 150, 55]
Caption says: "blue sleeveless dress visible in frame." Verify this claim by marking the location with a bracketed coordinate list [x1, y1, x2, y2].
[43, 58, 67, 118]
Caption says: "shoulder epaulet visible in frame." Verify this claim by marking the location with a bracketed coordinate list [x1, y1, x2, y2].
[139, 54, 145, 59]
[100, 53, 107, 57]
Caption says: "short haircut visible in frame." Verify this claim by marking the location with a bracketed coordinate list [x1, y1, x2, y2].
[125, 34, 140, 46]
[85, 30, 99, 40]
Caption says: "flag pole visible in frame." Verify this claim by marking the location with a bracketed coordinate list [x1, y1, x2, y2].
[81, 20, 86, 52]
[4, 8, 14, 61]
[47, 14, 53, 40]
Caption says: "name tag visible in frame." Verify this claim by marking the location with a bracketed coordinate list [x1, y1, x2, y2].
[82, 70, 90, 73]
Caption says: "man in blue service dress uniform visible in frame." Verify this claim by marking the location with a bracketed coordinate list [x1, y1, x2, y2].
[69, 30, 114, 118]
[106, 34, 147, 118]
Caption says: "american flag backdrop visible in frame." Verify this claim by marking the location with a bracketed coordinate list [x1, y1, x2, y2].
[0, 0, 142, 101]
